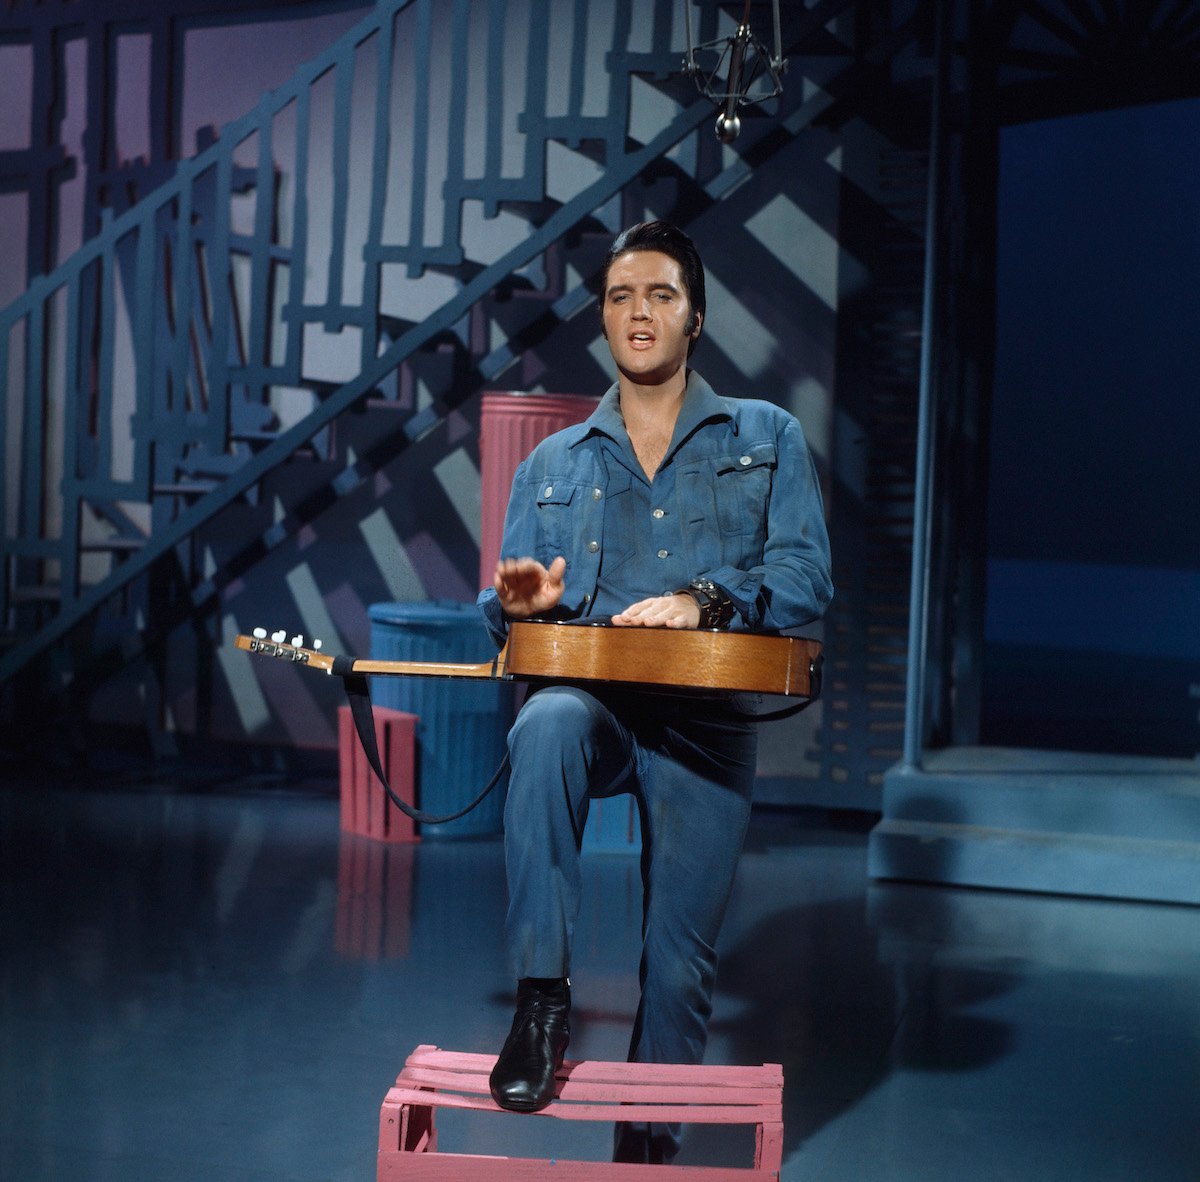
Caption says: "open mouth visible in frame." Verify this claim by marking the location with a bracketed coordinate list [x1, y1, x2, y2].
[628, 332, 656, 349]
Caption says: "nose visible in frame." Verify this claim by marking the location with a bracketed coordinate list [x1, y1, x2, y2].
[632, 296, 651, 319]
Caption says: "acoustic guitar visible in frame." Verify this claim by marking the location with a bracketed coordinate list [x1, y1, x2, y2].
[235, 621, 822, 825]
[235, 620, 822, 699]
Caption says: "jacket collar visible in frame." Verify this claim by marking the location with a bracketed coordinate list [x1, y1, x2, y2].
[566, 371, 731, 454]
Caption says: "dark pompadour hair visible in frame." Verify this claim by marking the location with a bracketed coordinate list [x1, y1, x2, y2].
[599, 220, 706, 352]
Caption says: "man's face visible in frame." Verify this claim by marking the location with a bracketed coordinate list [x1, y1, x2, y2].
[602, 250, 701, 386]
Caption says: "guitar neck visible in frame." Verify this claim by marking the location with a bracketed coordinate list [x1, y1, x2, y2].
[234, 634, 509, 680]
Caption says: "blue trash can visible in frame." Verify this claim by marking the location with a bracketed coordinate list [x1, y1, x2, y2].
[368, 600, 513, 838]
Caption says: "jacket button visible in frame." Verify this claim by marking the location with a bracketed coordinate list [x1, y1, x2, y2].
[652, 508, 665, 519]
[587, 540, 599, 553]
[739, 455, 752, 466]
[544, 484, 554, 496]
[593, 488, 602, 500]
[657, 549, 668, 559]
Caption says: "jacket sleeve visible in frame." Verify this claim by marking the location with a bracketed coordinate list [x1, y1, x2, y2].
[475, 459, 533, 648]
[701, 416, 833, 630]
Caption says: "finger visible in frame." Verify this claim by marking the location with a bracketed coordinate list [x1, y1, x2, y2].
[494, 559, 517, 592]
[496, 556, 543, 586]
[611, 599, 652, 626]
[509, 557, 541, 581]
[619, 595, 699, 629]
[547, 555, 566, 585]
[622, 597, 657, 615]
[614, 597, 675, 627]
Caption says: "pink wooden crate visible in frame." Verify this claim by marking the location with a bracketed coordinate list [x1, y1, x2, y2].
[378, 1045, 784, 1180]
[338, 704, 419, 843]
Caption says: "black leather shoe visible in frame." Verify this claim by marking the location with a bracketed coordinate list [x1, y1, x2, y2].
[489, 977, 570, 1112]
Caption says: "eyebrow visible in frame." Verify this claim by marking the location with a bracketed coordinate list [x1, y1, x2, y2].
[605, 281, 681, 297]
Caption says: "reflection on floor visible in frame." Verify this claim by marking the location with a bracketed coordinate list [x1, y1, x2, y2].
[2, 774, 1199, 1181]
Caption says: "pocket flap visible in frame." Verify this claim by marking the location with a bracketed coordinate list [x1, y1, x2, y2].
[535, 479, 578, 507]
[713, 442, 777, 475]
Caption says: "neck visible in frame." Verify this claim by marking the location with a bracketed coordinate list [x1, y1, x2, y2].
[616, 369, 689, 482]
[617, 367, 688, 429]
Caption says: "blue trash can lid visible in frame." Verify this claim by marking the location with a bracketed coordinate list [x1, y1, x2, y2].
[368, 599, 480, 626]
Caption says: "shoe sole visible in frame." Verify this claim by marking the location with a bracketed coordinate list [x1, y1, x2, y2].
[490, 1091, 554, 1113]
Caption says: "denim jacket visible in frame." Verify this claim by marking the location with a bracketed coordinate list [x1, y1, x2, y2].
[477, 372, 833, 646]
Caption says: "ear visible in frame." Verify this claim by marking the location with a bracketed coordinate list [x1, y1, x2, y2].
[686, 309, 703, 339]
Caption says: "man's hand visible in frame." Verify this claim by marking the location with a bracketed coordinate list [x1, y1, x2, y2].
[493, 556, 567, 619]
[611, 592, 700, 629]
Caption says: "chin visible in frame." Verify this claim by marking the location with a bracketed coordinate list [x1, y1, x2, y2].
[618, 363, 674, 386]
[617, 352, 687, 383]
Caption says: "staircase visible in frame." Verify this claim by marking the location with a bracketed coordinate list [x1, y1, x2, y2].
[0, 0, 924, 752]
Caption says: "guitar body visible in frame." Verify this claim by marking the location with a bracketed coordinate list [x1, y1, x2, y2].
[235, 621, 822, 700]
[505, 622, 821, 698]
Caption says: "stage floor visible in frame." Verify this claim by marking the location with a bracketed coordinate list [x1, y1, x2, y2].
[2, 772, 1198, 1180]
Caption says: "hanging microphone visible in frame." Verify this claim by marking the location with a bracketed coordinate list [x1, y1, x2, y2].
[715, 21, 751, 144]
[681, 0, 787, 145]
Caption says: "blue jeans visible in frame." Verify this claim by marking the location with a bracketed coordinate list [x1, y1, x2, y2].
[502, 684, 758, 1162]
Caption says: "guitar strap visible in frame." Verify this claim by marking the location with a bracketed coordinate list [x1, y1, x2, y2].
[330, 646, 816, 827]
[333, 657, 509, 825]
[737, 696, 815, 723]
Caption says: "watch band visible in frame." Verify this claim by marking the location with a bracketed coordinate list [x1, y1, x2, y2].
[676, 578, 736, 630]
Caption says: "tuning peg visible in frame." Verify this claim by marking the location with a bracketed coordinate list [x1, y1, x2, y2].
[253, 627, 267, 639]
[313, 639, 323, 650]
[272, 630, 286, 643]
[291, 634, 304, 648]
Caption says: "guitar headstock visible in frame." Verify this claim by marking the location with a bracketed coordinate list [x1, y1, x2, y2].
[234, 628, 336, 673]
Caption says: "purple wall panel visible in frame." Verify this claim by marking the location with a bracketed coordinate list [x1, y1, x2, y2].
[180, 9, 366, 155]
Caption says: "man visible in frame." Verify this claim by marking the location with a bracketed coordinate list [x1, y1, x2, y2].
[476, 220, 832, 1164]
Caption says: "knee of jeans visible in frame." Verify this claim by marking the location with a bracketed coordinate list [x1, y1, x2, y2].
[641, 931, 718, 1012]
[509, 686, 601, 759]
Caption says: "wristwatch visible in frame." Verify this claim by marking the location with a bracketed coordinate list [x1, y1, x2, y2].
[677, 578, 736, 630]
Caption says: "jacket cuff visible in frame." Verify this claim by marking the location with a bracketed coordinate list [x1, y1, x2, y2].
[476, 587, 509, 649]
[698, 566, 764, 630]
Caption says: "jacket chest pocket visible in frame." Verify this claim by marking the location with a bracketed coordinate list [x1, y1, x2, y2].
[534, 478, 580, 558]
[711, 443, 776, 539]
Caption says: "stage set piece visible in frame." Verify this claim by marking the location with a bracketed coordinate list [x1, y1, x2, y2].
[377, 1045, 784, 1180]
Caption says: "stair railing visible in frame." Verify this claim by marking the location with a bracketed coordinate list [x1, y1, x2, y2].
[0, 0, 741, 682]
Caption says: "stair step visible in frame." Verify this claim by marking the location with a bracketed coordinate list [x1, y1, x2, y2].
[11, 586, 62, 604]
[229, 430, 321, 463]
[153, 481, 220, 497]
[79, 537, 146, 553]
